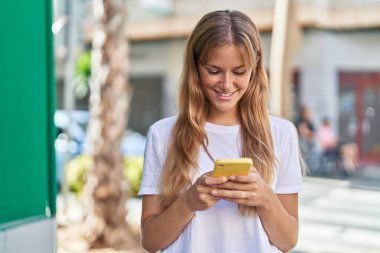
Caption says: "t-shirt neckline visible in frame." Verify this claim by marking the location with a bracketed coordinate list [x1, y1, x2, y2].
[205, 122, 240, 133]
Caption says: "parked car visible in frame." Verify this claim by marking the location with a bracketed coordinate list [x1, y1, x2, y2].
[54, 110, 89, 186]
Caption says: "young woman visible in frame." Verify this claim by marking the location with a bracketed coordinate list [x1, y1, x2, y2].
[138, 10, 303, 253]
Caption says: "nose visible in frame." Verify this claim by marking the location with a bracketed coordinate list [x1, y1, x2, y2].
[220, 73, 233, 90]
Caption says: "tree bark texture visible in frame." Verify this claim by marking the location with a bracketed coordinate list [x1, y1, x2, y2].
[83, 0, 133, 248]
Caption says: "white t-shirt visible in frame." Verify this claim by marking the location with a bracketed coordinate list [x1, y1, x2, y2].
[139, 116, 303, 253]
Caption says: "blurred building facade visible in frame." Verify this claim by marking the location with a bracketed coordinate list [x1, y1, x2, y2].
[55, 0, 380, 165]
[127, 0, 380, 165]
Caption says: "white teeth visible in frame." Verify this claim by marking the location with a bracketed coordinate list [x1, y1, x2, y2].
[216, 91, 234, 97]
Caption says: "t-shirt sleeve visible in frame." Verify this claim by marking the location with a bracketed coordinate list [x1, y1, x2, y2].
[275, 123, 304, 194]
[138, 127, 165, 195]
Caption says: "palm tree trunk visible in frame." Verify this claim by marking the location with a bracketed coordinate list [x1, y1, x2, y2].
[83, 0, 133, 248]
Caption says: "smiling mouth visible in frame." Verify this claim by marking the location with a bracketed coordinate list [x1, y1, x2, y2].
[214, 90, 237, 97]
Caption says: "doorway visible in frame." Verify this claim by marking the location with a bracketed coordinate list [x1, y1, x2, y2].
[129, 76, 164, 136]
[339, 72, 380, 163]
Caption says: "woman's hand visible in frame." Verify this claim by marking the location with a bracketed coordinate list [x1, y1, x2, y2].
[210, 167, 274, 208]
[183, 172, 228, 212]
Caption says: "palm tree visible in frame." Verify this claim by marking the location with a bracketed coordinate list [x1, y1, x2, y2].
[83, 0, 133, 248]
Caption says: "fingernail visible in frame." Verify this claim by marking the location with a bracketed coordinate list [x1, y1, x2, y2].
[229, 176, 235, 180]
[211, 190, 218, 195]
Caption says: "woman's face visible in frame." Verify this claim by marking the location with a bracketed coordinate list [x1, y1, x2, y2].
[198, 44, 252, 122]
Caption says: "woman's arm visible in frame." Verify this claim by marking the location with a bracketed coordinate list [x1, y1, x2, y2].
[257, 193, 299, 252]
[210, 168, 299, 252]
[141, 173, 227, 252]
[141, 194, 194, 252]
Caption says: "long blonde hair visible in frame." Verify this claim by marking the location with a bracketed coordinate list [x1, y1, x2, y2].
[159, 10, 275, 216]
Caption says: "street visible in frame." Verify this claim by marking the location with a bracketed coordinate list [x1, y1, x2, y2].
[294, 176, 380, 253]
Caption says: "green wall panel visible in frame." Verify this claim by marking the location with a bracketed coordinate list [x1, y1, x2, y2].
[0, 0, 56, 225]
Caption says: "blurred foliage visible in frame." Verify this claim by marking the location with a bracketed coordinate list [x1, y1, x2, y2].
[65, 155, 92, 194]
[74, 51, 91, 99]
[64, 154, 143, 198]
[123, 156, 144, 197]
[75, 51, 91, 78]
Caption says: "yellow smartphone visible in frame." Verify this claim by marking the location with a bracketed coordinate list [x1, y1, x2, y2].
[212, 158, 253, 177]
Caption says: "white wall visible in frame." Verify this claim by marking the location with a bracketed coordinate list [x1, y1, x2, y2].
[0, 218, 56, 253]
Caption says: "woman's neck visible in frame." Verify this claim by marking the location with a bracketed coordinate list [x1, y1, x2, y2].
[206, 110, 240, 126]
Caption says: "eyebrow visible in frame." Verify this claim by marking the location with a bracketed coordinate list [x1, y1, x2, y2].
[205, 64, 246, 69]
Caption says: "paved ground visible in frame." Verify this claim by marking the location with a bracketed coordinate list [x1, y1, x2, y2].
[58, 171, 380, 253]
[57, 197, 146, 253]
[294, 176, 380, 253]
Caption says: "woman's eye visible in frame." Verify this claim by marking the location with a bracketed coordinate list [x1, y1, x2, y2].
[208, 70, 220, 75]
[234, 71, 246, 75]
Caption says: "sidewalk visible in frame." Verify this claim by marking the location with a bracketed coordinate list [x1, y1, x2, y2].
[295, 175, 380, 253]
[350, 165, 380, 191]
[308, 164, 380, 191]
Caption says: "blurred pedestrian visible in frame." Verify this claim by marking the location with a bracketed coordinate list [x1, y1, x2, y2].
[296, 106, 318, 172]
[317, 117, 338, 155]
[296, 106, 315, 142]
[340, 142, 359, 175]
[316, 116, 341, 175]
[139, 10, 303, 253]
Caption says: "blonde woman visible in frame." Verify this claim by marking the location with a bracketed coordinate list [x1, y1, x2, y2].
[139, 10, 303, 253]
